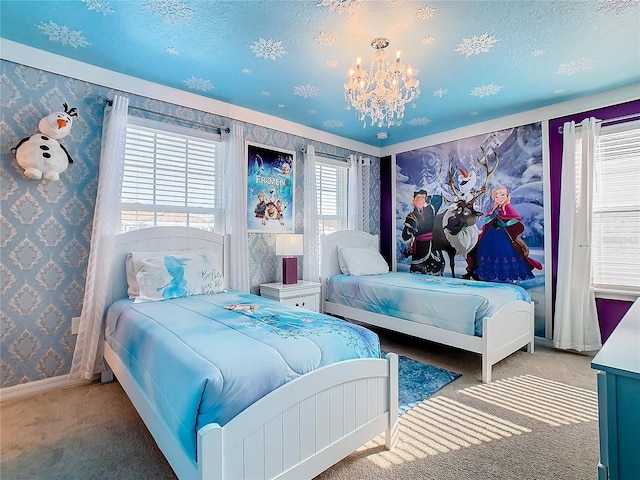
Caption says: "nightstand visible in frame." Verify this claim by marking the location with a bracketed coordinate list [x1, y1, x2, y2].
[259, 281, 322, 313]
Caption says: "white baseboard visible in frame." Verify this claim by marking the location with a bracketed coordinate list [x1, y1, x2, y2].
[0, 374, 96, 403]
[534, 336, 598, 357]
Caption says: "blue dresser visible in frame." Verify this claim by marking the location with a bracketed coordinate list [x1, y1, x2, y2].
[591, 299, 640, 480]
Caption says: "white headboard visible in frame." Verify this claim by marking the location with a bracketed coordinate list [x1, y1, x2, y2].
[107, 226, 230, 306]
[320, 230, 379, 281]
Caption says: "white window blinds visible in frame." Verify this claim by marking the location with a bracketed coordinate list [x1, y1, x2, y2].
[121, 118, 224, 232]
[591, 120, 640, 294]
[315, 159, 348, 236]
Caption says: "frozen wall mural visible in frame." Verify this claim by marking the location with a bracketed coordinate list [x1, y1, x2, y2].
[395, 122, 546, 336]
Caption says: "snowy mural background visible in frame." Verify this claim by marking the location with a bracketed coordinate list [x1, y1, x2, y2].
[395, 122, 546, 336]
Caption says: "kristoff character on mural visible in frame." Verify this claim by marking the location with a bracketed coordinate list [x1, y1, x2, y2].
[402, 189, 445, 274]
[464, 186, 542, 283]
[254, 192, 267, 220]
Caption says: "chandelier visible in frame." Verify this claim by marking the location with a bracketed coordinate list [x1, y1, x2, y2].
[344, 37, 421, 129]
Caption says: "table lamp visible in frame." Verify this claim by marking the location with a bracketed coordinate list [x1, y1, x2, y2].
[276, 234, 304, 284]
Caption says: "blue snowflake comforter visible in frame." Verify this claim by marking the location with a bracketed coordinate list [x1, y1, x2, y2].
[104, 291, 380, 461]
[326, 272, 531, 337]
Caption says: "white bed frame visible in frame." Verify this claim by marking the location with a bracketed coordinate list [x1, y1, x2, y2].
[321, 230, 534, 384]
[102, 226, 398, 480]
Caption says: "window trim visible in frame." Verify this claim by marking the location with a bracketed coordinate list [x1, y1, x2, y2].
[589, 119, 640, 301]
[315, 157, 348, 236]
[120, 115, 224, 232]
[127, 115, 222, 142]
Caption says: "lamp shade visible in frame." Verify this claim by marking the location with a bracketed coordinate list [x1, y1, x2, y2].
[276, 234, 304, 256]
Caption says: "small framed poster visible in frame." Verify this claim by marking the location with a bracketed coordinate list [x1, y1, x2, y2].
[246, 142, 295, 233]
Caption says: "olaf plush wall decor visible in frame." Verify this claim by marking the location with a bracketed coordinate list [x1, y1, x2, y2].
[13, 103, 77, 181]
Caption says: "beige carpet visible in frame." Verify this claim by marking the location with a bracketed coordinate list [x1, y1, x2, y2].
[0, 328, 599, 480]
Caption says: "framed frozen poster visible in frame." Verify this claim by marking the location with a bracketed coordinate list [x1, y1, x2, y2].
[246, 142, 295, 233]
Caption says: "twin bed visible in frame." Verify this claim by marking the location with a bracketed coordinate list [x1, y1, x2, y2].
[102, 227, 534, 480]
[321, 230, 535, 384]
[103, 227, 398, 480]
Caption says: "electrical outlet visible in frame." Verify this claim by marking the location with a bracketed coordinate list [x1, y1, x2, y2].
[72, 316, 81, 335]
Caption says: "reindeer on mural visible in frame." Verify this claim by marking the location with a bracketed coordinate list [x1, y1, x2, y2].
[431, 147, 499, 277]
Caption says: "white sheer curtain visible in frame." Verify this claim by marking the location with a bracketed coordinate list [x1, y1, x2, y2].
[347, 154, 370, 232]
[553, 117, 602, 352]
[302, 145, 320, 282]
[70, 95, 129, 380]
[223, 122, 250, 292]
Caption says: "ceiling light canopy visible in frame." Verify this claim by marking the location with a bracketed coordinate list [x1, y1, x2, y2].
[344, 37, 421, 129]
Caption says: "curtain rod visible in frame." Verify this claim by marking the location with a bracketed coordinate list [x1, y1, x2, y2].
[557, 112, 640, 134]
[101, 98, 230, 133]
[302, 147, 348, 161]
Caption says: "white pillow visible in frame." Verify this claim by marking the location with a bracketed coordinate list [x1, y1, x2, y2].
[125, 254, 139, 298]
[336, 248, 350, 275]
[338, 247, 389, 276]
[126, 250, 179, 298]
[128, 250, 224, 302]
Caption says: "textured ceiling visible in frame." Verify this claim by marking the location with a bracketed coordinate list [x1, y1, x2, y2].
[1, 0, 639, 147]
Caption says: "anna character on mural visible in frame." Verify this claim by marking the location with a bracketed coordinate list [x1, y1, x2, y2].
[464, 186, 542, 283]
[402, 189, 445, 274]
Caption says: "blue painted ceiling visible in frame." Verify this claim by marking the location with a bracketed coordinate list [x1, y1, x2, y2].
[1, 0, 639, 147]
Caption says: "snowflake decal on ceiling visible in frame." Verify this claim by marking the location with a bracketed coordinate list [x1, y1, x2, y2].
[416, 6, 436, 19]
[317, 0, 362, 15]
[315, 32, 336, 46]
[469, 111, 479, 116]
[470, 84, 502, 97]
[455, 32, 498, 57]
[145, 0, 193, 23]
[323, 119, 343, 128]
[555, 57, 596, 75]
[249, 38, 287, 60]
[184, 76, 214, 92]
[325, 59, 338, 68]
[81, 0, 114, 15]
[36, 22, 90, 48]
[554, 89, 565, 94]
[260, 91, 271, 96]
[531, 49, 545, 56]
[241, 68, 252, 74]
[165, 47, 179, 55]
[597, 0, 638, 14]
[294, 85, 321, 98]
[308, 109, 318, 115]
[408, 117, 432, 126]
[422, 36, 435, 45]
[432, 88, 447, 97]
[277, 104, 285, 108]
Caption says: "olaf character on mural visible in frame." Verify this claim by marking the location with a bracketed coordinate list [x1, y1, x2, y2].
[13, 103, 77, 181]
[401, 189, 445, 274]
[463, 186, 542, 283]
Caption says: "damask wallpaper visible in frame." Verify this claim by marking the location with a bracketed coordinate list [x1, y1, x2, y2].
[0, 59, 380, 388]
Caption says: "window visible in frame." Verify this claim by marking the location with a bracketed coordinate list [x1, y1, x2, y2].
[315, 158, 348, 237]
[120, 117, 224, 233]
[591, 120, 640, 295]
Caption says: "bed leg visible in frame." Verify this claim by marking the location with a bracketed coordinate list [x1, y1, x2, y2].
[482, 358, 491, 384]
[527, 338, 535, 354]
[101, 365, 114, 384]
[385, 352, 399, 450]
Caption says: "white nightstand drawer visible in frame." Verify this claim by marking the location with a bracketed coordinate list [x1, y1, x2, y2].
[259, 281, 322, 313]
[281, 294, 318, 311]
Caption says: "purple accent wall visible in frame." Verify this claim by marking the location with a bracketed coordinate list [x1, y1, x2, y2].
[380, 156, 393, 265]
[548, 99, 640, 340]
[596, 298, 633, 342]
